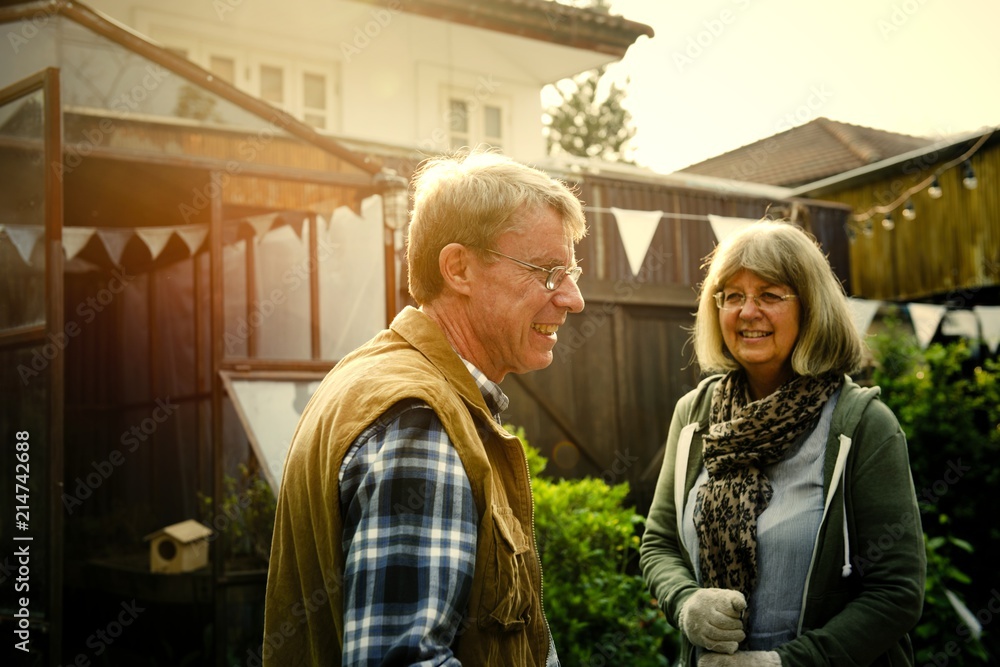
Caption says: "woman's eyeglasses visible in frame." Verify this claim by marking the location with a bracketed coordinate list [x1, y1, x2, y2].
[714, 291, 798, 311]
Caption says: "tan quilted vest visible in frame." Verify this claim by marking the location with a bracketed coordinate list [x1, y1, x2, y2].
[263, 306, 552, 666]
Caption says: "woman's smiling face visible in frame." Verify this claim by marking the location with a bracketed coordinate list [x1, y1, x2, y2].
[718, 268, 801, 398]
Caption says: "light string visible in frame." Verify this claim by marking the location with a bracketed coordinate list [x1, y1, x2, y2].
[848, 127, 995, 239]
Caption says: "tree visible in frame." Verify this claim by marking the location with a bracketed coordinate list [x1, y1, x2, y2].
[544, 66, 637, 164]
[543, 0, 637, 163]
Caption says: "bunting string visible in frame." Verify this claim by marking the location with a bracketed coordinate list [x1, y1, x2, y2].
[0, 210, 317, 266]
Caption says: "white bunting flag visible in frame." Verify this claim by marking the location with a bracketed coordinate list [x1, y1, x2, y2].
[96, 229, 133, 266]
[974, 305, 1000, 353]
[135, 227, 177, 260]
[4, 224, 44, 265]
[907, 303, 946, 350]
[63, 227, 96, 260]
[610, 207, 662, 276]
[176, 225, 209, 255]
[940, 309, 979, 339]
[707, 215, 756, 244]
[846, 297, 881, 337]
[245, 213, 279, 240]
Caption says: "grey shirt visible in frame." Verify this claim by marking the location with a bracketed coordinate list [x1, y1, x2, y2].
[681, 389, 840, 649]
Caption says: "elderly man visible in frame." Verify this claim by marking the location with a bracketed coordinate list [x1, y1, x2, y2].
[264, 150, 587, 666]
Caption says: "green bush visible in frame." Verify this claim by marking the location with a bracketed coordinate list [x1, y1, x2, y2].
[197, 462, 276, 567]
[509, 425, 678, 666]
[869, 319, 998, 663]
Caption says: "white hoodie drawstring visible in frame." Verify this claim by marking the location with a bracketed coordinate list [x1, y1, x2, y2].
[840, 454, 853, 578]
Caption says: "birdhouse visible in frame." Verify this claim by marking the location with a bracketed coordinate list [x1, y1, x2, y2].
[143, 520, 213, 574]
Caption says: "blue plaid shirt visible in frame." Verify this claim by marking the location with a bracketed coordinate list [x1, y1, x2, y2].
[338, 359, 510, 665]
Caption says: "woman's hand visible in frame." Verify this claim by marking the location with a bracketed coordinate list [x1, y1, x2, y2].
[678, 587, 747, 654]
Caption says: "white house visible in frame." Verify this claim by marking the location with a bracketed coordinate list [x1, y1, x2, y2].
[84, 0, 653, 162]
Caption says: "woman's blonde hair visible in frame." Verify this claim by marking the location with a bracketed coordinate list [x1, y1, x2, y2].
[692, 219, 865, 376]
[406, 149, 586, 305]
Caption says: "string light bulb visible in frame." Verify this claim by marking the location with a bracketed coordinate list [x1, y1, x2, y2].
[846, 128, 992, 237]
[927, 177, 942, 199]
[902, 199, 916, 221]
[962, 160, 978, 190]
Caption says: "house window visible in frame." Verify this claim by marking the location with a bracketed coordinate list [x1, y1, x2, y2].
[147, 22, 338, 131]
[449, 99, 470, 150]
[447, 93, 506, 152]
[259, 65, 285, 105]
[302, 72, 328, 130]
[484, 105, 502, 145]
[209, 55, 236, 85]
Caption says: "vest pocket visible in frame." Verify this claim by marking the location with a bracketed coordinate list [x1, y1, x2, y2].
[479, 505, 532, 631]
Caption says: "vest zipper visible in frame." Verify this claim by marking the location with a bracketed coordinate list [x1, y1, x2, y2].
[523, 443, 553, 666]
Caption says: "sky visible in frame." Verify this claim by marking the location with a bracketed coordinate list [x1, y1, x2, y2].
[601, 0, 1000, 174]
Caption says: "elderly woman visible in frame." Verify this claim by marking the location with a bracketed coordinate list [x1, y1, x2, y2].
[640, 220, 925, 666]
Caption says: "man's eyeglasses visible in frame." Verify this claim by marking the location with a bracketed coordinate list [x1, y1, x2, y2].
[714, 291, 798, 311]
[484, 249, 582, 291]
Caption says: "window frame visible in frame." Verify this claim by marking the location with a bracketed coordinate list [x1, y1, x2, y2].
[443, 86, 509, 152]
[137, 12, 339, 132]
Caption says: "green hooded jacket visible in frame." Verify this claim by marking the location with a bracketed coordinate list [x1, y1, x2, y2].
[640, 375, 926, 666]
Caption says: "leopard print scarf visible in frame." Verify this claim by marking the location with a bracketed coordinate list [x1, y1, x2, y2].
[693, 371, 842, 627]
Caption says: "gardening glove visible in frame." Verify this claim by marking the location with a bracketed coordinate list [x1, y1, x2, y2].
[678, 587, 746, 654]
[699, 650, 781, 667]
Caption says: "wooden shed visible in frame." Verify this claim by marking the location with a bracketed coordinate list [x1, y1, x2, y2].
[789, 126, 1000, 304]
[0, 2, 400, 664]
